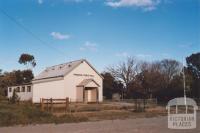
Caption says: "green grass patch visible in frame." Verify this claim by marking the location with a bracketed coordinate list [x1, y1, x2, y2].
[0, 102, 88, 127]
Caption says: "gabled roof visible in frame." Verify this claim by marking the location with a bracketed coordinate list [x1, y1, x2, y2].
[33, 59, 103, 81]
[77, 79, 100, 87]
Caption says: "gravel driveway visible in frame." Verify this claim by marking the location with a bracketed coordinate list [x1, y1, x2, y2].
[0, 115, 199, 133]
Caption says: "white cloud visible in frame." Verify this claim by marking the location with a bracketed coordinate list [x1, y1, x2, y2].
[116, 52, 129, 57]
[105, 0, 160, 11]
[136, 54, 152, 58]
[80, 41, 97, 52]
[50, 32, 70, 40]
[63, 0, 84, 3]
[38, 0, 43, 4]
[63, 0, 95, 3]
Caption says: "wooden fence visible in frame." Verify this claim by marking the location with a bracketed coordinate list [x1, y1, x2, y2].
[0, 98, 10, 103]
[40, 98, 70, 113]
[104, 98, 157, 111]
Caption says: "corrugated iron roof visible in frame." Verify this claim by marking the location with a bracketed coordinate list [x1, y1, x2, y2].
[33, 59, 84, 80]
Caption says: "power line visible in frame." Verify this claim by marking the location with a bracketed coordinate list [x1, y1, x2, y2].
[0, 8, 66, 56]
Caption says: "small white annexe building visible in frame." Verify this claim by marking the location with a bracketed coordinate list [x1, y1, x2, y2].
[7, 59, 103, 103]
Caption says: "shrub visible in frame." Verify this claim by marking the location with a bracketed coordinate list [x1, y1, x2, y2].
[10, 89, 20, 104]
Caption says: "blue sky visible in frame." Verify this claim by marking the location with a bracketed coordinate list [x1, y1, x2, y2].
[0, 0, 199, 75]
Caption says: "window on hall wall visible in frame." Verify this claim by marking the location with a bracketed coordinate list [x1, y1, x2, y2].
[9, 88, 12, 92]
[16, 87, 20, 92]
[22, 86, 25, 92]
[27, 86, 31, 92]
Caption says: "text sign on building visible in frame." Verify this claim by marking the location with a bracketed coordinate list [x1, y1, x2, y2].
[74, 74, 94, 77]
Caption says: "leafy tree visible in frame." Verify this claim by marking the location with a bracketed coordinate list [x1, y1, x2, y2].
[102, 72, 124, 99]
[0, 69, 2, 75]
[0, 70, 34, 96]
[22, 70, 34, 83]
[186, 53, 200, 79]
[0, 71, 16, 96]
[0, 54, 35, 97]
[186, 52, 200, 98]
[10, 89, 20, 104]
[18, 53, 36, 69]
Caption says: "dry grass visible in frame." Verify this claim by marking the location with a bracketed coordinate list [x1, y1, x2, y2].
[54, 105, 167, 122]
[72, 109, 167, 121]
[44, 102, 135, 113]
[0, 102, 88, 127]
[0, 101, 167, 127]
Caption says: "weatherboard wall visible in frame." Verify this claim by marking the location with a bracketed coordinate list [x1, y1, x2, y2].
[63, 61, 103, 102]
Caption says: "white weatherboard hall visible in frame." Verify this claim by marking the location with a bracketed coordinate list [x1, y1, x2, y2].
[8, 59, 103, 103]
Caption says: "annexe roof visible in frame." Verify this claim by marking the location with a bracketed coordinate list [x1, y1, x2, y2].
[77, 79, 100, 87]
[33, 59, 103, 81]
[8, 83, 32, 88]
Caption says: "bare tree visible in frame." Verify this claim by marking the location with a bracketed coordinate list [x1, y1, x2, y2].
[136, 61, 165, 98]
[160, 59, 182, 85]
[107, 57, 138, 96]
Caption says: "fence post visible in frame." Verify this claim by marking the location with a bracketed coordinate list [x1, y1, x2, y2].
[47, 99, 49, 112]
[41, 98, 44, 111]
[40, 98, 41, 110]
[65, 97, 69, 114]
[135, 99, 138, 111]
[143, 99, 146, 111]
[138, 100, 141, 112]
[156, 98, 158, 105]
[50, 98, 53, 113]
[75, 104, 77, 113]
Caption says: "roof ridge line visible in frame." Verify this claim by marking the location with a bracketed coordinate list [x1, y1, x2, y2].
[46, 59, 85, 69]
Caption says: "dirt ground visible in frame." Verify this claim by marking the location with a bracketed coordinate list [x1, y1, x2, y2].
[0, 113, 199, 133]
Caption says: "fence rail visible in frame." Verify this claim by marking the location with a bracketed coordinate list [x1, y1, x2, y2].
[0, 98, 9, 102]
[103, 98, 157, 111]
[40, 98, 69, 113]
[104, 98, 157, 104]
